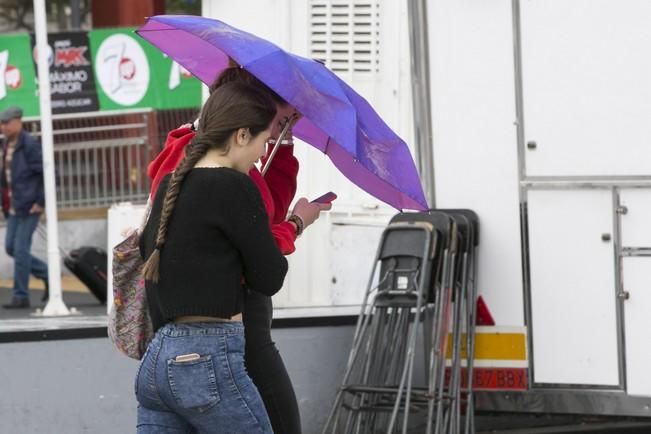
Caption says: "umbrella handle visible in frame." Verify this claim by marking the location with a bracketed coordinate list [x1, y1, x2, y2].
[261, 118, 293, 176]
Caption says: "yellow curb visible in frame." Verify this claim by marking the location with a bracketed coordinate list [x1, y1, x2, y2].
[0, 275, 89, 293]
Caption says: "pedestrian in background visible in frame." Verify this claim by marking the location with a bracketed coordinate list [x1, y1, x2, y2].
[0, 106, 48, 309]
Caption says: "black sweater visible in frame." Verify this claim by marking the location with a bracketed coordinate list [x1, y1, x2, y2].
[140, 167, 288, 331]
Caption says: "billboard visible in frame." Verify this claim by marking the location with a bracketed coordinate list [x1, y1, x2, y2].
[89, 28, 201, 111]
[0, 34, 39, 116]
[0, 28, 202, 116]
[30, 31, 100, 114]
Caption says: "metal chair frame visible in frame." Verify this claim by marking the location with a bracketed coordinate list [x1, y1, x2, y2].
[323, 210, 479, 434]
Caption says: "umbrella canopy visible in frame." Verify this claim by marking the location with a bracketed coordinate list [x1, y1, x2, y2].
[137, 15, 428, 211]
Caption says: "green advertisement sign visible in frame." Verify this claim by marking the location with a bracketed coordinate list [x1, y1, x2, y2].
[0, 34, 39, 116]
[0, 28, 201, 116]
[89, 28, 202, 111]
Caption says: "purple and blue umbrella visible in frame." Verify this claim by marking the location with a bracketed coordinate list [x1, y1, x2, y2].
[136, 15, 428, 211]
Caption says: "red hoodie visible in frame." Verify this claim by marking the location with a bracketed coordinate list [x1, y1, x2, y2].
[148, 126, 299, 254]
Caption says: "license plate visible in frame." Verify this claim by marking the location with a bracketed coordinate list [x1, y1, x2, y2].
[445, 367, 528, 390]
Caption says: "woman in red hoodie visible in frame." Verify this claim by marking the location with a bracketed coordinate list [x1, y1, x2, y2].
[147, 67, 329, 434]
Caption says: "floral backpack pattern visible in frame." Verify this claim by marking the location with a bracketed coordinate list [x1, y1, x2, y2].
[108, 221, 153, 360]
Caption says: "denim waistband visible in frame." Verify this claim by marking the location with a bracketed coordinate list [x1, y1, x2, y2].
[159, 321, 244, 337]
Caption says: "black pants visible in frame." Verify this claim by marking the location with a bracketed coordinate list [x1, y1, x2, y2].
[244, 290, 301, 434]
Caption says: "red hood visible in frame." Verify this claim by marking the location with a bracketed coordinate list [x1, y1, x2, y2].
[148, 126, 195, 199]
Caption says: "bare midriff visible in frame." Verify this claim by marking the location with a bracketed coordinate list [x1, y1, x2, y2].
[174, 314, 243, 323]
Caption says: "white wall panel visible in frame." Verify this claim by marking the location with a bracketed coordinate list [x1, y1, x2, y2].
[428, 0, 522, 326]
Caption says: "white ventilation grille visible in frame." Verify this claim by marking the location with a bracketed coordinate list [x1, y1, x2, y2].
[310, 0, 380, 74]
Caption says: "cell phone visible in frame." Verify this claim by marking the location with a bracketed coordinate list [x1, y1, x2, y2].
[311, 191, 337, 204]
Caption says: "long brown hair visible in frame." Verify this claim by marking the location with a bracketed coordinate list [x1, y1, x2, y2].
[210, 66, 286, 106]
[142, 82, 277, 282]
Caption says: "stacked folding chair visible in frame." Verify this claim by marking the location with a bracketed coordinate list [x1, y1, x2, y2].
[322, 210, 479, 434]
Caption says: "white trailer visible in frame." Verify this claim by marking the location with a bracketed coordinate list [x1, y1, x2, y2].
[422, 0, 651, 416]
[194, 0, 651, 417]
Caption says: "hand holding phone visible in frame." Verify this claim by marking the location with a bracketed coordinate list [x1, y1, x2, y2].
[291, 194, 335, 231]
[311, 191, 337, 204]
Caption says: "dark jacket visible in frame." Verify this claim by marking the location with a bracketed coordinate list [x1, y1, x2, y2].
[1, 129, 45, 217]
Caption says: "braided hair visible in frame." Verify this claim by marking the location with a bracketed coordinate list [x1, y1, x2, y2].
[142, 82, 277, 282]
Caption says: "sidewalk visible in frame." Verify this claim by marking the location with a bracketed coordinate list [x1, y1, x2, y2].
[0, 275, 107, 321]
[0, 275, 89, 292]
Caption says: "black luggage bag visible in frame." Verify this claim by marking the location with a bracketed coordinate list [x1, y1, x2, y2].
[64, 246, 108, 304]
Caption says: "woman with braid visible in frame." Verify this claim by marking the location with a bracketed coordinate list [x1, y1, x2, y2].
[136, 82, 292, 433]
[146, 66, 329, 434]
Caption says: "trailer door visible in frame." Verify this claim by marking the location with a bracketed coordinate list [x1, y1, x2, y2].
[527, 189, 619, 386]
[521, 0, 651, 177]
[519, 0, 651, 390]
[619, 190, 651, 396]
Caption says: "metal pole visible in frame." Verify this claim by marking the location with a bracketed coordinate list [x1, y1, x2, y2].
[70, 0, 81, 30]
[511, 0, 535, 390]
[407, 0, 436, 208]
[34, 0, 69, 316]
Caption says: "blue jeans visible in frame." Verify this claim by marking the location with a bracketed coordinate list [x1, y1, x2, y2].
[5, 214, 48, 301]
[135, 322, 273, 434]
